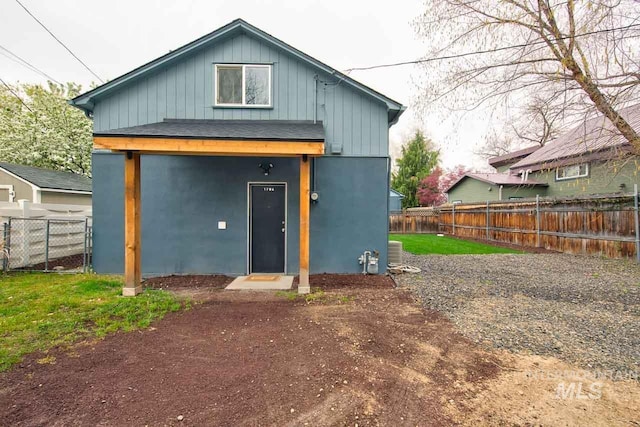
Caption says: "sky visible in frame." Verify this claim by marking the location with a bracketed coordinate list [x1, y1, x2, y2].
[0, 0, 493, 169]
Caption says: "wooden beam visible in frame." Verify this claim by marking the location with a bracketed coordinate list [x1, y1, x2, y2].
[123, 152, 142, 296]
[299, 155, 310, 294]
[94, 136, 325, 156]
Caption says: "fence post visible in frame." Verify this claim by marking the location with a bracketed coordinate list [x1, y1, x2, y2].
[486, 200, 490, 240]
[536, 194, 541, 248]
[452, 204, 456, 235]
[83, 217, 88, 273]
[402, 209, 408, 234]
[6, 218, 11, 270]
[635, 184, 640, 263]
[2, 222, 7, 272]
[44, 219, 50, 272]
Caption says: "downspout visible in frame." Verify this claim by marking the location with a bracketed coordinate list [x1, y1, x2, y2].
[313, 75, 318, 124]
[311, 158, 317, 192]
[499, 185, 503, 201]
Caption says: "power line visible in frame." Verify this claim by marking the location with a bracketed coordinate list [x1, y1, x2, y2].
[14, 0, 104, 83]
[0, 77, 34, 113]
[344, 23, 640, 72]
[0, 44, 61, 85]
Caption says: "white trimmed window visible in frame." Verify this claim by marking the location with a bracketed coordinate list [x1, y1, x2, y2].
[556, 163, 589, 180]
[215, 64, 271, 107]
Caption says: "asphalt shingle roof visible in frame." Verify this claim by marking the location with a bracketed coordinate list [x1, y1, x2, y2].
[510, 103, 640, 171]
[94, 119, 325, 142]
[0, 162, 91, 192]
[488, 145, 541, 168]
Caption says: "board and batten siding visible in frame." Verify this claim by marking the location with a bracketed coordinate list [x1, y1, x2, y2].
[93, 33, 390, 157]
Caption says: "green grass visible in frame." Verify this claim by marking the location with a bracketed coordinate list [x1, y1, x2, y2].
[389, 234, 523, 255]
[0, 272, 185, 372]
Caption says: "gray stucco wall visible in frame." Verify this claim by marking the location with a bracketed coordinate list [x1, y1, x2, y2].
[92, 33, 389, 157]
[92, 153, 388, 276]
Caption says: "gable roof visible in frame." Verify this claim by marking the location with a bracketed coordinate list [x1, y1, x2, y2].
[510, 103, 640, 171]
[389, 189, 405, 198]
[70, 19, 405, 125]
[446, 173, 547, 193]
[0, 162, 92, 193]
[488, 145, 541, 169]
[95, 119, 325, 141]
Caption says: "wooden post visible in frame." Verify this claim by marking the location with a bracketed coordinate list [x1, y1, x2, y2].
[486, 200, 490, 241]
[635, 184, 640, 263]
[536, 194, 541, 248]
[299, 155, 310, 294]
[123, 152, 142, 296]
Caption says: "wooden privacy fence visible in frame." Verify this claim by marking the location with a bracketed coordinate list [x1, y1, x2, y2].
[389, 207, 440, 234]
[390, 191, 640, 260]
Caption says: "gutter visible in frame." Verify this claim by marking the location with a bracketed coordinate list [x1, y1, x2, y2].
[389, 106, 407, 127]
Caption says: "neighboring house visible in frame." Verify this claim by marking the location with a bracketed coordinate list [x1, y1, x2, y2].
[389, 189, 404, 212]
[508, 104, 640, 197]
[0, 162, 91, 205]
[69, 19, 405, 294]
[447, 104, 640, 203]
[446, 172, 547, 203]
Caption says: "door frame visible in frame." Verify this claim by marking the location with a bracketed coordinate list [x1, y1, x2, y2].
[246, 182, 288, 274]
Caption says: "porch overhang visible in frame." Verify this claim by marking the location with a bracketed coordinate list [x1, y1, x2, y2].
[93, 119, 325, 157]
[93, 136, 325, 156]
[102, 119, 322, 296]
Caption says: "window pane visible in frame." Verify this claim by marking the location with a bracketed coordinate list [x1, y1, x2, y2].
[245, 66, 270, 105]
[217, 66, 242, 104]
[557, 163, 587, 179]
[566, 165, 580, 177]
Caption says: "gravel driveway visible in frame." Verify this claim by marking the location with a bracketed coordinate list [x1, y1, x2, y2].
[396, 252, 640, 375]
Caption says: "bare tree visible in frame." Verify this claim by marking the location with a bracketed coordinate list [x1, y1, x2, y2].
[475, 130, 519, 159]
[415, 0, 640, 152]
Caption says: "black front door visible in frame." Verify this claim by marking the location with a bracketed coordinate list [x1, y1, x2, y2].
[250, 184, 286, 273]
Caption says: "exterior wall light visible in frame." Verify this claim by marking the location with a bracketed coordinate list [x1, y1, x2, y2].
[259, 162, 274, 175]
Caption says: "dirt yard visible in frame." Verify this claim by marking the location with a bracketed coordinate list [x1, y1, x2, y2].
[1, 274, 639, 426]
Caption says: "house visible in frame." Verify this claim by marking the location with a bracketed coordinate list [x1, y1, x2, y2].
[69, 19, 405, 295]
[0, 162, 91, 205]
[447, 104, 640, 203]
[389, 189, 404, 212]
[446, 172, 547, 203]
[508, 104, 640, 197]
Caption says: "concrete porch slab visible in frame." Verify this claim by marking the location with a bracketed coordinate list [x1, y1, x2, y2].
[225, 275, 294, 290]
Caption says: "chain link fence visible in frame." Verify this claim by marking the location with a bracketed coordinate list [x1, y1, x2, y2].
[1, 217, 91, 272]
